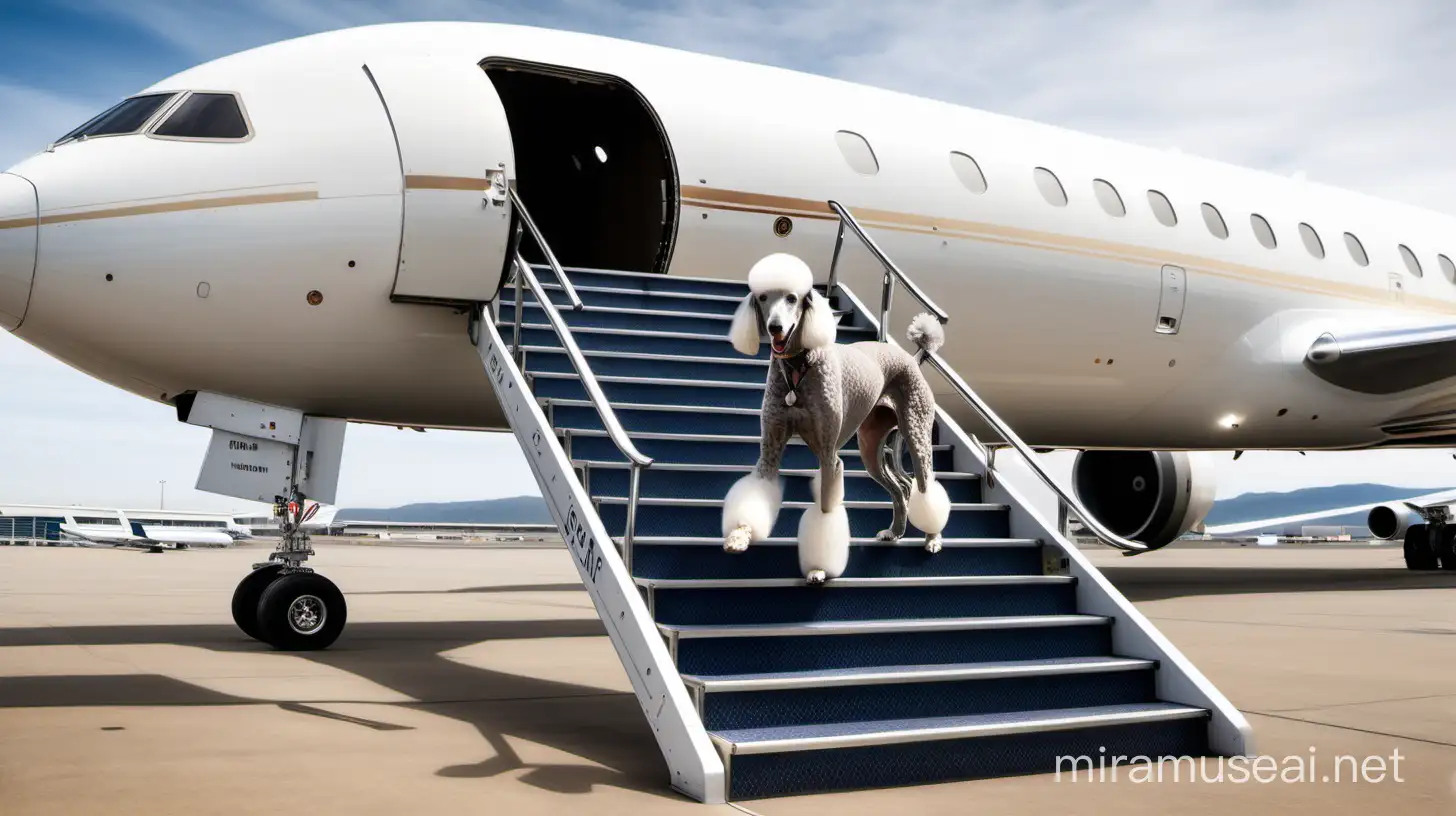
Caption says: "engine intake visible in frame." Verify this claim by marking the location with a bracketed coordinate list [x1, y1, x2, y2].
[1072, 451, 1215, 550]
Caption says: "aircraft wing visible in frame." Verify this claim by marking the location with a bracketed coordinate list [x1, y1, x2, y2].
[1205, 487, 1456, 536]
[1305, 322, 1456, 394]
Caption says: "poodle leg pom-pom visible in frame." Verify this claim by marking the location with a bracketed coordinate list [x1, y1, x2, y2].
[908, 478, 951, 541]
[722, 474, 782, 553]
[798, 504, 850, 581]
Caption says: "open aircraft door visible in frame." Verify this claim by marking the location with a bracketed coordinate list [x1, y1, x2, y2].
[366, 59, 515, 303]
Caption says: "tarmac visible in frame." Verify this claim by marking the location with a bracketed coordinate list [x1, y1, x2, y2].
[1, 539, 1454, 814]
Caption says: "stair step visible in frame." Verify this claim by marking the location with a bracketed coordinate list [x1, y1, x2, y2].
[599, 496, 1006, 539]
[628, 538, 1043, 580]
[682, 656, 1155, 693]
[501, 301, 877, 339]
[695, 660, 1157, 733]
[565, 431, 957, 470]
[523, 346, 767, 383]
[663, 615, 1113, 677]
[577, 459, 978, 503]
[531, 371, 770, 410]
[506, 282, 745, 315]
[551, 400, 942, 444]
[529, 265, 752, 298]
[519, 324, 767, 359]
[712, 704, 1210, 799]
[640, 575, 1075, 626]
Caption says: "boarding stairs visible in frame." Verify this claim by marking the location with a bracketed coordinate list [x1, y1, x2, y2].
[471, 191, 1251, 802]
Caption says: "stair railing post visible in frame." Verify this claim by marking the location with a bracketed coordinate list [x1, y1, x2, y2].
[878, 269, 895, 343]
[513, 257, 525, 368]
[624, 461, 644, 573]
[827, 218, 847, 294]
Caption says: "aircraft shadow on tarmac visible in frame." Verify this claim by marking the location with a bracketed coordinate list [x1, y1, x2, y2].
[1100, 566, 1456, 602]
[0, 609, 676, 799]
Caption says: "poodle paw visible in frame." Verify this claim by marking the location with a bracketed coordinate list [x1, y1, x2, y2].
[924, 533, 943, 554]
[805, 569, 828, 585]
[876, 528, 902, 543]
[724, 524, 752, 554]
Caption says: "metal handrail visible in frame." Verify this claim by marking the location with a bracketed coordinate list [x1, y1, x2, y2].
[827, 200, 948, 340]
[503, 190, 651, 567]
[826, 200, 1147, 553]
[509, 186, 582, 310]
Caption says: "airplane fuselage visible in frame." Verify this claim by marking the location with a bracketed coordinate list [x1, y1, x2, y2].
[5, 22, 1456, 451]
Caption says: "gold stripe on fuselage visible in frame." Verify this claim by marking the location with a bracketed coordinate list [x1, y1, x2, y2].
[0, 190, 319, 230]
[682, 184, 1456, 315]
[404, 174, 492, 191]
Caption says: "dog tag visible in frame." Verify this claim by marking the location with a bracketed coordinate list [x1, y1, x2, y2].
[785, 391, 797, 406]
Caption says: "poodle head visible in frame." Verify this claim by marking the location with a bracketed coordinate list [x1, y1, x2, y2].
[729, 253, 837, 356]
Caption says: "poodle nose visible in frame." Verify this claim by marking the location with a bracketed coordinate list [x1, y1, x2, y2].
[767, 321, 785, 338]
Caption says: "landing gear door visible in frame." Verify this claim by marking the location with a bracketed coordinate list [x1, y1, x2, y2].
[366, 59, 514, 303]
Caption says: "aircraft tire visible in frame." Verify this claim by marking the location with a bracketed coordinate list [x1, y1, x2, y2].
[256, 572, 347, 651]
[1403, 525, 1438, 571]
[231, 563, 284, 640]
[1438, 528, 1456, 571]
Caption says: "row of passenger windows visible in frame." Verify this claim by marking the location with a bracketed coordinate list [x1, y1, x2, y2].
[1030, 163, 1449, 281]
[56, 91, 250, 146]
[830, 133, 1448, 283]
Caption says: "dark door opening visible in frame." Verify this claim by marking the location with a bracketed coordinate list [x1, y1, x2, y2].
[484, 61, 677, 276]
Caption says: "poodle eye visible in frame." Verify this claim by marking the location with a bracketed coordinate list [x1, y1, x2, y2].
[786, 293, 798, 304]
[757, 294, 767, 302]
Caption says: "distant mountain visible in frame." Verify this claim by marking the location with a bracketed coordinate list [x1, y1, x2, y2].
[1204, 483, 1433, 526]
[339, 495, 551, 524]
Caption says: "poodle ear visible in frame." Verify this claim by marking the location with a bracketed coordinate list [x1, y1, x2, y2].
[798, 290, 838, 350]
[729, 294, 761, 355]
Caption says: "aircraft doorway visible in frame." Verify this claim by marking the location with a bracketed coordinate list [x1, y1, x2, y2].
[483, 60, 678, 276]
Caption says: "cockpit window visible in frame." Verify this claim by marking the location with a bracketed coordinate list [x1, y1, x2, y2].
[56, 93, 176, 144]
[152, 93, 250, 140]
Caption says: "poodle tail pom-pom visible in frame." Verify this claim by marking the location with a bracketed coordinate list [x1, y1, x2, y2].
[722, 473, 782, 540]
[907, 313, 945, 356]
[907, 478, 951, 535]
[798, 503, 850, 580]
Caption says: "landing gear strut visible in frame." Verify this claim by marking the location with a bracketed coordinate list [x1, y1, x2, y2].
[232, 488, 347, 650]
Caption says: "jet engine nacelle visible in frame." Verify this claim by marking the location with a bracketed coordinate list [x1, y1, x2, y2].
[1072, 451, 1216, 551]
[1367, 503, 1434, 540]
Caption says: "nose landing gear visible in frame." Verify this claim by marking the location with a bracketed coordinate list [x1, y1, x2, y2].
[232, 489, 347, 650]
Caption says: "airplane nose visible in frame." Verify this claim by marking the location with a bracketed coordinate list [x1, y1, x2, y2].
[0, 173, 38, 331]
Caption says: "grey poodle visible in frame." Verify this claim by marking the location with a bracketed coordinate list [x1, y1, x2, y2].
[720, 253, 950, 583]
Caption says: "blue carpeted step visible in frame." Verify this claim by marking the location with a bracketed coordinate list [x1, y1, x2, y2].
[549, 401, 942, 445]
[531, 372, 767, 409]
[712, 704, 1209, 799]
[501, 301, 877, 340]
[564, 431, 956, 470]
[518, 324, 765, 359]
[664, 615, 1113, 676]
[505, 282, 745, 316]
[689, 657, 1157, 731]
[640, 576, 1075, 626]
[523, 347, 767, 383]
[529, 266, 752, 298]
[580, 462, 978, 503]
[628, 538, 1042, 580]
[599, 497, 1007, 539]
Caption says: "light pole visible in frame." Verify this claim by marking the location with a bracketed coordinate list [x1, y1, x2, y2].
[159, 480, 166, 510]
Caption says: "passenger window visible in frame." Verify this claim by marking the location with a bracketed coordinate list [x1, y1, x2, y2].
[153, 93, 250, 140]
[949, 152, 987, 194]
[1344, 233, 1369, 266]
[1440, 254, 1456, 283]
[56, 93, 176, 144]
[1201, 203, 1228, 239]
[834, 131, 879, 176]
[1034, 167, 1067, 207]
[1147, 190, 1177, 227]
[1298, 223, 1325, 259]
[1251, 214, 1277, 249]
[1399, 244, 1423, 278]
[1092, 179, 1125, 217]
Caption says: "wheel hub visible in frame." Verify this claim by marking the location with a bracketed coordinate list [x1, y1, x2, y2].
[287, 594, 327, 635]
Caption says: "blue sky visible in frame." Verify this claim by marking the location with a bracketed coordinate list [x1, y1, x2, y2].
[4, 0, 1456, 511]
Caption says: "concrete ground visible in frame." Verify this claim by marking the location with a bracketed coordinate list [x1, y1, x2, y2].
[1, 540, 1454, 814]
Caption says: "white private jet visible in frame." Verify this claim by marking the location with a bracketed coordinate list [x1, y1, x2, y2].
[30, 19, 1456, 796]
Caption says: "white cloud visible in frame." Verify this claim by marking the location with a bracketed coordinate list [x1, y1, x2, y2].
[4, 1, 1456, 510]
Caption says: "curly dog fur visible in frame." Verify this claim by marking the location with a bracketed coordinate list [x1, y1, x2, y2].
[721, 253, 950, 583]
